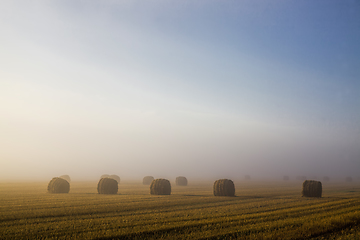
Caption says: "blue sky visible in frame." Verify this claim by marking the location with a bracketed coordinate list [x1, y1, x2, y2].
[1, 1, 359, 181]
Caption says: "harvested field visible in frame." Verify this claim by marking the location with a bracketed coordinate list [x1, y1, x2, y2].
[1, 181, 360, 239]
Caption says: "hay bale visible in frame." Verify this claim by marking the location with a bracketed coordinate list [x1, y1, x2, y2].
[345, 177, 353, 182]
[213, 179, 235, 197]
[109, 174, 120, 183]
[283, 176, 290, 181]
[323, 176, 330, 182]
[244, 175, 251, 180]
[296, 176, 307, 181]
[143, 176, 154, 185]
[59, 175, 71, 182]
[302, 180, 322, 197]
[47, 177, 70, 193]
[97, 178, 118, 194]
[175, 176, 188, 186]
[150, 178, 171, 195]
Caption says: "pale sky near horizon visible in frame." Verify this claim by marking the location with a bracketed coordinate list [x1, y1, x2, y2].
[1, 1, 359, 181]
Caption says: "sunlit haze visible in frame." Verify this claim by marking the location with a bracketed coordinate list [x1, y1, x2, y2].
[1, 0, 359, 181]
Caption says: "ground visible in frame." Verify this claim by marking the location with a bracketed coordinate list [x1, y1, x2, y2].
[1, 180, 359, 239]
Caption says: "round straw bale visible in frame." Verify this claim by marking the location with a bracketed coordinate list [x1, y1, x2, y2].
[345, 177, 353, 182]
[283, 175, 289, 181]
[143, 176, 154, 185]
[296, 176, 307, 181]
[213, 179, 235, 196]
[150, 178, 171, 195]
[175, 176, 188, 186]
[323, 176, 330, 182]
[48, 177, 70, 193]
[97, 178, 118, 194]
[302, 180, 322, 197]
[59, 175, 71, 182]
[109, 174, 120, 183]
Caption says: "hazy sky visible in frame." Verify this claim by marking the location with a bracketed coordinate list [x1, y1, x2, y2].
[1, 0, 359, 181]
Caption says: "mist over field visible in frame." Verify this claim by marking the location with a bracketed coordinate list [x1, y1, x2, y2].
[1, 1, 359, 182]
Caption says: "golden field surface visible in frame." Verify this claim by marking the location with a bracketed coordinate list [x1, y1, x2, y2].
[1, 180, 360, 239]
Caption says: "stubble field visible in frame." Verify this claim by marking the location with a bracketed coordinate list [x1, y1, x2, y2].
[1, 180, 360, 239]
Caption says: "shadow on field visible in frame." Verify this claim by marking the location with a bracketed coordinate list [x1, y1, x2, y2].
[235, 195, 282, 200]
[77, 193, 98, 195]
[183, 194, 212, 197]
[73, 193, 136, 196]
[241, 196, 266, 198]
[77, 193, 124, 195]
[322, 196, 353, 199]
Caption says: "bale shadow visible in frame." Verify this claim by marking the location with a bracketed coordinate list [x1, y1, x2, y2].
[182, 194, 213, 197]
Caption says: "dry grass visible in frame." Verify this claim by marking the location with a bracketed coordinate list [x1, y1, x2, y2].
[213, 179, 235, 196]
[150, 178, 171, 195]
[109, 174, 120, 183]
[302, 180, 322, 198]
[59, 175, 71, 182]
[47, 177, 70, 193]
[97, 178, 118, 194]
[143, 176, 154, 185]
[175, 176, 188, 186]
[1, 181, 360, 239]
[346, 177, 353, 182]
